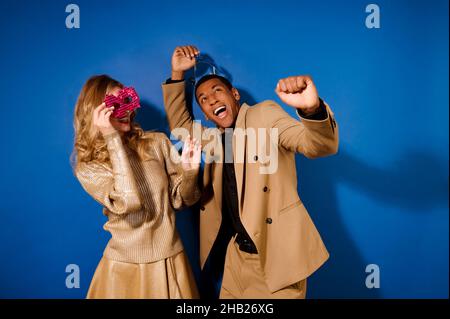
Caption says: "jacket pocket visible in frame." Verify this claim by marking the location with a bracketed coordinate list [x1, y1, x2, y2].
[279, 200, 303, 216]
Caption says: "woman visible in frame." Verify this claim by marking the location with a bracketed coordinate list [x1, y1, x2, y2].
[72, 75, 201, 298]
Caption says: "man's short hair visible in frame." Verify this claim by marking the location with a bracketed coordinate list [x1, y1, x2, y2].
[194, 74, 233, 104]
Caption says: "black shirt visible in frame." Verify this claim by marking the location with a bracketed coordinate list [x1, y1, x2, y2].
[221, 128, 258, 254]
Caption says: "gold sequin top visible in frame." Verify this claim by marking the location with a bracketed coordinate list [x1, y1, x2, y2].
[75, 131, 201, 263]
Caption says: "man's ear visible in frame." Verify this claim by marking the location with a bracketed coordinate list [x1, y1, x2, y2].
[231, 87, 240, 101]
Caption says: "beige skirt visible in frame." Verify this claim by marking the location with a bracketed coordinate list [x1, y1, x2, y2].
[87, 251, 199, 299]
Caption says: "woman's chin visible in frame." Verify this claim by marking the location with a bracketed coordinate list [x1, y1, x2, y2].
[112, 123, 131, 133]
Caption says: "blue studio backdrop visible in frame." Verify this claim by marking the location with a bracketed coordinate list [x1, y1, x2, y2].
[0, 0, 448, 298]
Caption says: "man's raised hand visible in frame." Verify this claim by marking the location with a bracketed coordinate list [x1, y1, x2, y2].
[171, 45, 200, 80]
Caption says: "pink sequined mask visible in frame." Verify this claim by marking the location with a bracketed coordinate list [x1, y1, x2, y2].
[104, 87, 141, 119]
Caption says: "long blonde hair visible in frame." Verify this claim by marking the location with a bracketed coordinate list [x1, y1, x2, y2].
[71, 75, 151, 168]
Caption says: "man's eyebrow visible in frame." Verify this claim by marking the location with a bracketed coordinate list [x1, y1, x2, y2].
[197, 84, 223, 99]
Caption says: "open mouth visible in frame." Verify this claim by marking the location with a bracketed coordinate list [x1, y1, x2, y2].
[117, 117, 130, 124]
[213, 105, 227, 118]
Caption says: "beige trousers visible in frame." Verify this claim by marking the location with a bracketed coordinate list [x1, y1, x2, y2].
[219, 238, 307, 299]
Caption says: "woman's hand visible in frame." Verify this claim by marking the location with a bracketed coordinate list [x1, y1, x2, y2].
[93, 103, 116, 136]
[181, 135, 201, 171]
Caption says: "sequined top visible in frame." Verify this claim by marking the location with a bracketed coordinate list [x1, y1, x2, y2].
[75, 131, 201, 263]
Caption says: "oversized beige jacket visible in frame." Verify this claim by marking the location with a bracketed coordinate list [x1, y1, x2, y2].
[162, 81, 339, 292]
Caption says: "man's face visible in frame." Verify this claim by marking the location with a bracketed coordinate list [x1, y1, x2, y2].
[196, 78, 240, 129]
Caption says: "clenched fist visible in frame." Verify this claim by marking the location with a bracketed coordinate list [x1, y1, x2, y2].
[275, 75, 320, 115]
[171, 45, 200, 80]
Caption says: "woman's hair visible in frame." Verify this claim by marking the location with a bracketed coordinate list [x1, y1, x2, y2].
[71, 74, 151, 168]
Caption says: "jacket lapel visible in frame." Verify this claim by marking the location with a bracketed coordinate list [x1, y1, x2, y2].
[210, 135, 223, 212]
[233, 104, 249, 216]
[211, 164, 223, 213]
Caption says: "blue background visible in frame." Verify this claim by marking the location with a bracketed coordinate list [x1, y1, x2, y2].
[0, 0, 448, 298]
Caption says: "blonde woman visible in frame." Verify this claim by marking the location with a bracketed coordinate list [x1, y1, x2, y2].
[72, 75, 201, 299]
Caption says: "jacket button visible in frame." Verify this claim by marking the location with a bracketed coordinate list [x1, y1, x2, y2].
[266, 218, 272, 224]
[254, 155, 258, 161]
[200, 206, 205, 211]
[263, 186, 268, 192]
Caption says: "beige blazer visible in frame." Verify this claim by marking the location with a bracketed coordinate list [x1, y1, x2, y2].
[162, 81, 339, 292]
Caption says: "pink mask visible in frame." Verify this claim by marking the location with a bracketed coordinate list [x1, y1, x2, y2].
[104, 87, 141, 119]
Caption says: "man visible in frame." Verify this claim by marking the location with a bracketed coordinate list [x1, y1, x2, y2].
[162, 45, 339, 299]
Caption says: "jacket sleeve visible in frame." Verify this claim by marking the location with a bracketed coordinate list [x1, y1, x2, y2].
[159, 133, 201, 210]
[162, 81, 219, 148]
[75, 131, 141, 215]
[261, 100, 339, 159]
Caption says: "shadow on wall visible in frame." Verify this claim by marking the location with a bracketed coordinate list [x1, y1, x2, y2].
[136, 100, 170, 135]
[297, 149, 448, 298]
